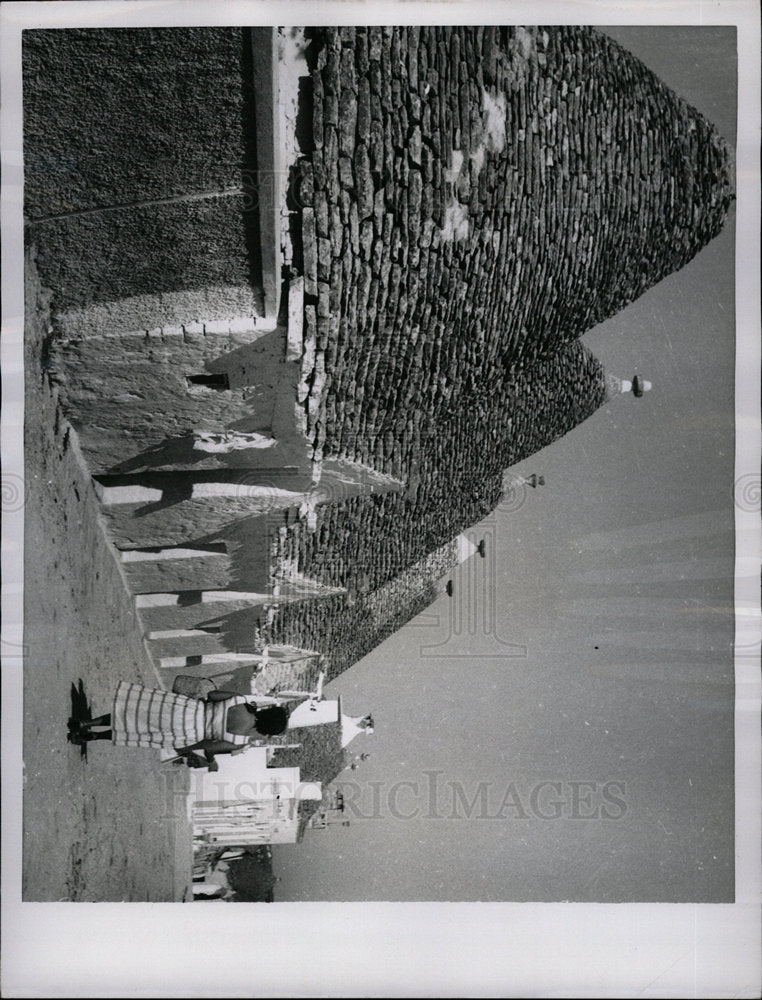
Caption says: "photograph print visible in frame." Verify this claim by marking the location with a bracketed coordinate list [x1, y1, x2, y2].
[18, 21, 740, 907]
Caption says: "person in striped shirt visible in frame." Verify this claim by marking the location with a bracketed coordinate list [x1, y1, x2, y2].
[70, 682, 289, 771]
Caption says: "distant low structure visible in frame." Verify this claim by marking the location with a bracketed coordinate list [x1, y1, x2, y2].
[189, 694, 373, 848]
[190, 745, 320, 847]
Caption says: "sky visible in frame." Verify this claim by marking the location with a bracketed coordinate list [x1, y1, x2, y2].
[272, 26, 739, 902]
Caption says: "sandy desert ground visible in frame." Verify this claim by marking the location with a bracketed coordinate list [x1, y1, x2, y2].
[22, 265, 193, 901]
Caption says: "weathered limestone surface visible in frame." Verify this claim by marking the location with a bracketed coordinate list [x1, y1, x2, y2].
[28, 196, 260, 322]
[101, 495, 300, 550]
[139, 596, 275, 633]
[23, 28, 249, 217]
[23, 27, 265, 335]
[147, 632, 244, 662]
[123, 551, 233, 595]
[49, 328, 301, 474]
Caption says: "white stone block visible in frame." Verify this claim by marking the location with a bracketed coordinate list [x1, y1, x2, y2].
[203, 320, 230, 335]
[286, 276, 304, 361]
[255, 316, 279, 333]
[183, 322, 205, 340]
[99, 484, 163, 505]
[229, 317, 257, 334]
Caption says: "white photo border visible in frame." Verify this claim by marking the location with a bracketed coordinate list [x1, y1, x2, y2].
[2, 2, 759, 997]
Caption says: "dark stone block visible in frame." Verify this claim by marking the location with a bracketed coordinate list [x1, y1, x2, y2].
[373, 189, 385, 235]
[298, 161, 314, 208]
[408, 169, 423, 240]
[339, 89, 358, 156]
[340, 45, 356, 93]
[370, 120, 385, 176]
[355, 27, 369, 75]
[324, 92, 339, 127]
[355, 143, 374, 220]
[407, 27, 419, 90]
[369, 60, 382, 96]
[368, 27, 382, 62]
[317, 237, 332, 282]
[349, 203, 360, 254]
[315, 191, 329, 238]
[330, 204, 343, 257]
[360, 220, 374, 260]
[324, 46, 341, 95]
[356, 77, 371, 142]
[317, 282, 331, 318]
[302, 206, 318, 296]
[409, 125, 422, 166]
[312, 69, 324, 147]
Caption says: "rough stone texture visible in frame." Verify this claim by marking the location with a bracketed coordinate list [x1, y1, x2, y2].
[49, 329, 303, 474]
[123, 552, 234, 594]
[296, 25, 733, 478]
[48, 286, 266, 342]
[263, 24, 733, 668]
[138, 596, 276, 633]
[23, 27, 264, 332]
[28, 195, 259, 316]
[23, 28, 249, 217]
[148, 632, 245, 662]
[101, 495, 305, 550]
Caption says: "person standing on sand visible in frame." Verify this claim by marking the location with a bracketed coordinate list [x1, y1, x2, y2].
[69, 681, 289, 771]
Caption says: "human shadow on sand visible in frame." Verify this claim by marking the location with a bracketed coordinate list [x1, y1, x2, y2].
[67, 678, 92, 760]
